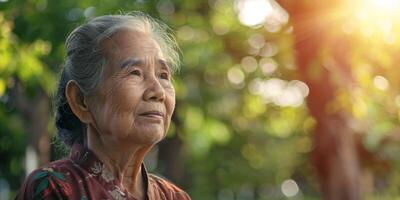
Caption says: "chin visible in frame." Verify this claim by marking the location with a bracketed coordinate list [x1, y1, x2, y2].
[133, 127, 166, 145]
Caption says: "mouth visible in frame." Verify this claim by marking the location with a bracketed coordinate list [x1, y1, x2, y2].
[139, 111, 165, 119]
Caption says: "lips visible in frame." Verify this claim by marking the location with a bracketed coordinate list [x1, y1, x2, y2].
[139, 111, 165, 118]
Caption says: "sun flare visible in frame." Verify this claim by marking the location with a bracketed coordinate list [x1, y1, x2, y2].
[344, 0, 400, 42]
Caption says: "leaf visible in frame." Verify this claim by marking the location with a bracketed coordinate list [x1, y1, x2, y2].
[34, 178, 49, 196]
[51, 172, 66, 181]
[32, 171, 48, 181]
[0, 79, 5, 97]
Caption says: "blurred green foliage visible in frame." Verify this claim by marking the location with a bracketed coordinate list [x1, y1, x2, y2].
[2, 0, 400, 199]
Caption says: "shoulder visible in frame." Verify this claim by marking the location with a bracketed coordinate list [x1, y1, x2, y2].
[148, 174, 191, 200]
[15, 159, 76, 200]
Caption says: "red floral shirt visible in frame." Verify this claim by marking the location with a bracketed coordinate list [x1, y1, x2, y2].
[15, 143, 191, 200]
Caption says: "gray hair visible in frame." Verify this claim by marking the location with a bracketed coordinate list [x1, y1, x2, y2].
[55, 12, 180, 147]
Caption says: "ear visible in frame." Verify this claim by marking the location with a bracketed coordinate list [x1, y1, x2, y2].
[65, 80, 93, 124]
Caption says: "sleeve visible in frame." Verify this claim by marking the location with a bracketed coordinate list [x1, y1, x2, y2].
[149, 174, 191, 200]
[172, 190, 191, 200]
[15, 168, 71, 200]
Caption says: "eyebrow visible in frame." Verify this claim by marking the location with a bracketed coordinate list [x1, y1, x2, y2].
[121, 58, 143, 69]
[120, 58, 171, 71]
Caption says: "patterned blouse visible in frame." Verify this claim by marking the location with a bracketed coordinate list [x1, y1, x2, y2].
[15, 143, 191, 200]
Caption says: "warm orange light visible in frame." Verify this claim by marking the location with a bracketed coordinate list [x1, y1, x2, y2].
[369, 0, 400, 13]
[345, 0, 400, 42]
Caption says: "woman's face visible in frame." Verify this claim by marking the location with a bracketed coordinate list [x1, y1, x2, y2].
[87, 30, 175, 146]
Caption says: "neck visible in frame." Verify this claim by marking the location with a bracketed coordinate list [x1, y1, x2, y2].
[86, 126, 152, 199]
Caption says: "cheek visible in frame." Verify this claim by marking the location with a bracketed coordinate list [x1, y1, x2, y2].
[107, 89, 139, 125]
[93, 87, 139, 134]
[89, 97, 109, 124]
[108, 82, 142, 111]
[97, 102, 136, 139]
[92, 102, 126, 129]
[165, 88, 176, 116]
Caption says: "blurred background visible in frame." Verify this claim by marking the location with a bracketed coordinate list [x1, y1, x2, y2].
[1, 0, 400, 199]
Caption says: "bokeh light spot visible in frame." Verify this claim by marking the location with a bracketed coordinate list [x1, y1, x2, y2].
[235, 0, 273, 27]
[281, 179, 299, 197]
[228, 66, 245, 85]
[373, 75, 389, 91]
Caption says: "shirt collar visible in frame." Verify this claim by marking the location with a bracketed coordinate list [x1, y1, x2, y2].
[69, 142, 151, 199]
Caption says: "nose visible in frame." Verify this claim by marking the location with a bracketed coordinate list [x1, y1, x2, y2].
[143, 76, 165, 102]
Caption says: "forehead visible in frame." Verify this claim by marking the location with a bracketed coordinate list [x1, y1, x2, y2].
[102, 29, 164, 62]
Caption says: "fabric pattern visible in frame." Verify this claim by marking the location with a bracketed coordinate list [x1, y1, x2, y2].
[15, 143, 191, 200]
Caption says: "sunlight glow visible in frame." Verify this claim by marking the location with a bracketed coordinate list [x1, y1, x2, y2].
[235, 0, 273, 27]
[248, 78, 309, 107]
[235, 0, 288, 30]
[371, 0, 400, 12]
[347, 0, 400, 40]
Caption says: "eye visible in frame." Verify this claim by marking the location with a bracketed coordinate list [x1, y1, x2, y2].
[130, 69, 142, 76]
[159, 72, 170, 80]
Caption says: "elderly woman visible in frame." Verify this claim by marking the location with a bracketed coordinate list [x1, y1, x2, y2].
[16, 13, 190, 200]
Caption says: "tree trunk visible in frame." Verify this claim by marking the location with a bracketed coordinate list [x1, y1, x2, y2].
[278, 1, 361, 199]
[157, 101, 186, 186]
[12, 79, 50, 174]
